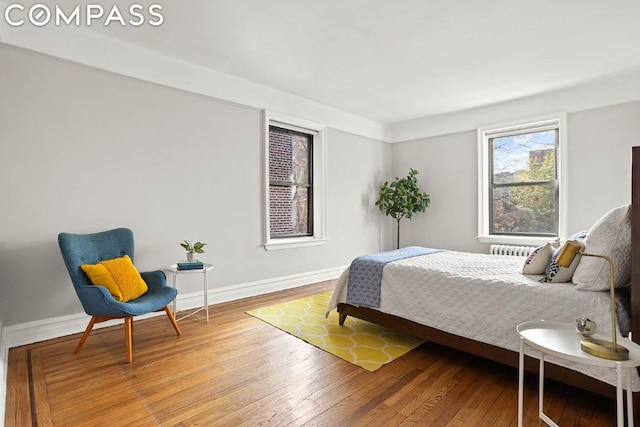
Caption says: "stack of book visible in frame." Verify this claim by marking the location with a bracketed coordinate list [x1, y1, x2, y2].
[177, 261, 204, 270]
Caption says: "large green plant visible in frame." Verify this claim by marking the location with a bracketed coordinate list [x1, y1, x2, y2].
[375, 168, 430, 249]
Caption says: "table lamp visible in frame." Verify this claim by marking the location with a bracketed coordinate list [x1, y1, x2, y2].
[556, 240, 629, 360]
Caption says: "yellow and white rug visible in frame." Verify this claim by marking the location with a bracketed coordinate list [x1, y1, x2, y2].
[246, 291, 424, 372]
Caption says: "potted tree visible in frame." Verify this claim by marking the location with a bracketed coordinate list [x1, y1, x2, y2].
[180, 240, 207, 262]
[375, 168, 430, 249]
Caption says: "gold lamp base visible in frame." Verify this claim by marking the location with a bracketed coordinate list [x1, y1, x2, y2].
[581, 338, 629, 360]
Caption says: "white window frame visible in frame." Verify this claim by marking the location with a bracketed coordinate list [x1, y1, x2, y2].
[263, 110, 328, 251]
[477, 113, 567, 246]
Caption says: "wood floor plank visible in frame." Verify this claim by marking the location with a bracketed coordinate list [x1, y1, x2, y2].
[5, 350, 31, 427]
[4, 280, 620, 426]
[408, 355, 485, 426]
[444, 372, 497, 427]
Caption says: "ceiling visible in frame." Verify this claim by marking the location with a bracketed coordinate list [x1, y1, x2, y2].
[54, 1, 640, 124]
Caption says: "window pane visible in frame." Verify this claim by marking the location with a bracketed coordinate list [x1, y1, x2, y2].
[269, 185, 310, 237]
[269, 126, 310, 184]
[492, 183, 556, 234]
[292, 134, 310, 184]
[492, 130, 556, 184]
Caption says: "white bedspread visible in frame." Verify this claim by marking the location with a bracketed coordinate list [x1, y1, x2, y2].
[327, 251, 639, 390]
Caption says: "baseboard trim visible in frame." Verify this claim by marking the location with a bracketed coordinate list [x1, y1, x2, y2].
[2, 266, 345, 349]
[177, 265, 345, 311]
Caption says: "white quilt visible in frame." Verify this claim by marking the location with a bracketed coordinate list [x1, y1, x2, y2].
[327, 251, 639, 390]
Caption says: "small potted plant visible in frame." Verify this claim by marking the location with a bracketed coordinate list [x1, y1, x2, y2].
[180, 240, 207, 262]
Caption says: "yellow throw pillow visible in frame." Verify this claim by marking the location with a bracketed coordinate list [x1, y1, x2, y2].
[81, 255, 148, 302]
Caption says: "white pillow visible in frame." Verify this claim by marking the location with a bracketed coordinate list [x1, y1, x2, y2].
[544, 241, 583, 283]
[522, 243, 553, 275]
[573, 205, 631, 291]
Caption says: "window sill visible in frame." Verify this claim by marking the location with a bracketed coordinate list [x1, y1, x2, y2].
[264, 237, 329, 251]
[477, 235, 559, 247]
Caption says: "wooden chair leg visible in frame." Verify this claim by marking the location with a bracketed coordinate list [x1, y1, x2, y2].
[164, 305, 182, 335]
[75, 316, 98, 354]
[124, 317, 133, 363]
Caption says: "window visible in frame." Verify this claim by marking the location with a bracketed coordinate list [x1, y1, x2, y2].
[264, 111, 327, 250]
[478, 115, 566, 245]
[268, 126, 312, 237]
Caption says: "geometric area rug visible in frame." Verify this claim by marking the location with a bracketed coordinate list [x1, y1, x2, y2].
[246, 291, 425, 372]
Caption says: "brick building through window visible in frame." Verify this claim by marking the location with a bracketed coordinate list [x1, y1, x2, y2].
[268, 126, 312, 238]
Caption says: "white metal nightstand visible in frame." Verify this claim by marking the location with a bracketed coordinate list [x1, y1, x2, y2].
[517, 320, 640, 427]
[167, 263, 214, 322]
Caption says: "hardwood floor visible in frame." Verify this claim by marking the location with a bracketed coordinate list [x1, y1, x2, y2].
[5, 281, 617, 426]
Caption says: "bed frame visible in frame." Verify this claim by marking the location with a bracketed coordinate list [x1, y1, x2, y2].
[338, 146, 640, 417]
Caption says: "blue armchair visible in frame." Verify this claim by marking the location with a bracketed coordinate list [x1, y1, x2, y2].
[58, 228, 181, 362]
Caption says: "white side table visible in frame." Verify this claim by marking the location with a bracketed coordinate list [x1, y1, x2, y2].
[517, 320, 640, 427]
[167, 263, 214, 322]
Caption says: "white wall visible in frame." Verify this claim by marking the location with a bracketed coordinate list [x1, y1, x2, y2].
[565, 102, 640, 230]
[0, 16, 390, 143]
[392, 130, 483, 252]
[0, 44, 392, 327]
[392, 101, 640, 252]
[2, 44, 639, 326]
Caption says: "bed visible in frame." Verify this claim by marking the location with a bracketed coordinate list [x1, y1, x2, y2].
[327, 146, 640, 414]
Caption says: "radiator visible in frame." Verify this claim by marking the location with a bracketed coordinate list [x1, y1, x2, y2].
[489, 244, 536, 257]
